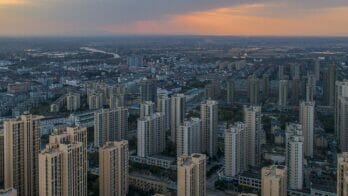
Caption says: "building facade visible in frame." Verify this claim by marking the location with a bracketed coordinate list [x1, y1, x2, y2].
[278, 80, 288, 107]
[248, 75, 260, 105]
[39, 142, 86, 196]
[177, 118, 201, 156]
[177, 154, 206, 196]
[244, 106, 262, 167]
[261, 165, 287, 196]
[323, 64, 336, 106]
[39, 126, 88, 196]
[299, 101, 315, 157]
[201, 100, 218, 157]
[4, 114, 42, 196]
[137, 113, 165, 157]
[337, 152, 348, 196]
[94, 108, 128, 147]
[224, 122, 247, 177]
[140, 101, 155, 118]
[335, 81, 348, 151]
[170, 94, 186, 143]
[99, 141, 129, 196]
[286, 131, 304, 191]
[157, 94, 170, 131]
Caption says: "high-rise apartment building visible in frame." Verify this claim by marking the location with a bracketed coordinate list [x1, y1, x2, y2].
[99, 141, 129, 196]
[170, 94, 186, 143]
[224, 122, 247, 177]
[278, 65, 285, 80]
[157, 94, 170, 130]
[292, 64, 300, 80]
[337, 152, 348, 196]
[137, 113, 165, 157]
[177, 154, 206, 196]
[227, 80, 235, 104]
[244, 106, 262, 167]
[323, 64, 336, 106]
[314, 59, 320, 81]
[291, 79, 301, 105]
[286, 126, 304, 191]
[306, 74, 316, 102]
[278, 80, 288, 107]
[201, 100, 218, 157]
[66, 92, 80, 111]
[94, 108, 128, 147]
[262, 74, 270, 101]
[177, 118, 201, 156]
[109, 93, 125, 108]
[139, 79, 157, 103]
[140, 101, 154, 118]
[39, 142, 86, 196]
[39, 126, 88, 196]
[205, 82, 221, 100]
[88, 92, 104, 110]
[49, 126, 88, 147]
[261, 165, 287, 196]
[335, 81, 348, 151]
[248, 75, 260, 105]
[299, 101, 315, 157]
[285, 123, 303, 162]
[4, 114, 42, 196]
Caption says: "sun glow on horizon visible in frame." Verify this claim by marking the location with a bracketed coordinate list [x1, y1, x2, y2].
[0, 1, 348, 36]
[104, 3, 348, 36]
[0, 0, 29, 6]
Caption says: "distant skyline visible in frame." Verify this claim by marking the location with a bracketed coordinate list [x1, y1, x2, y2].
[1, 0, 348, 36]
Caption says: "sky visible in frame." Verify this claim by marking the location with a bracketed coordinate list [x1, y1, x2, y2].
[1, 0, 348, 36]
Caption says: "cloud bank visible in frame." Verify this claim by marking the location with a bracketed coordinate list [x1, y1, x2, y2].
[0, 0, 348, 36]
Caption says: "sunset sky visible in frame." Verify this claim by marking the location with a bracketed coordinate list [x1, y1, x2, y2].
[1, 0, 348, 36]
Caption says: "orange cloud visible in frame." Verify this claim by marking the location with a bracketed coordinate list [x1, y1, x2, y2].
[0, 0, 29, 6]
[105, 4, 348, 36]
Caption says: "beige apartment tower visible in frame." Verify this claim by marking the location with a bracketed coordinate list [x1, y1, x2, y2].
[306, 74, 316, 102]
[39, 142, 86, 196]
[201, 100, 218, 157]
[177, 153, 207, 196]
[177, 118, 201, 156]
[88, 92, 104, 110]
[66, 92, 81, 111]
[335, 81, 348, 151]
[99, 141, 129, 196]
[140, 101, 155, 118]
[337, 152, 348, 196]
[137, 113, 165, 157]
[170, 94, 186, 143]
[157, 94, 170, 131]
[224, 122, 247, 177]
[300, 101, 315, 157]
[248, 75, 260, 105]
[49, 126, 88, 147]
[278, 80, 288, 107]
[94, 108, 128, 147]
[261, 165, 287, 196]
[227, 80, 235, 104]
[287, 134, 304, 190]
[4, 114, 42, 196]
[39, 126, 88, 196]
[323, 64, 336, 106]
[244, 105, 262, 167]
